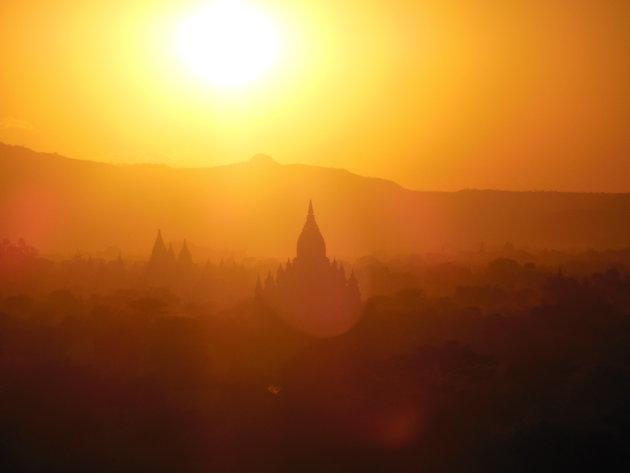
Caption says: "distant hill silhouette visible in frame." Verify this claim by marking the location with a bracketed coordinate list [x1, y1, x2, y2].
[1, 142, 629, 257]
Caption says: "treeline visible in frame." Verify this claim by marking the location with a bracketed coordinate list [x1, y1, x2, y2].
[0, 239, 629, 471]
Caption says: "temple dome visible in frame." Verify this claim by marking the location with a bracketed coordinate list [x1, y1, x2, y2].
[257, 200, 361, 337]
[296, 201, 326, 262]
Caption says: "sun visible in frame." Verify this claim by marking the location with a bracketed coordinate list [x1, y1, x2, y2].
[177, 0, 281, 88]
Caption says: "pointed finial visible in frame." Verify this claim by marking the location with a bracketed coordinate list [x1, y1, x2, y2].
[255, 276, 264, 298]
[308, 200, 314, 216]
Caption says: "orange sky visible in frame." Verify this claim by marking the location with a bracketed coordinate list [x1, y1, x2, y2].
[1, 0, 629, 192]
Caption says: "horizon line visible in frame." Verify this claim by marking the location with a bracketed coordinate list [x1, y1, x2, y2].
[1, 141, 629, 195]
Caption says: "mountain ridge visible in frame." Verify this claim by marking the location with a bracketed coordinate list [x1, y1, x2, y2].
[3, 142, 628, 196]
[0, 142, 406, 192]
[1, 142, 629, 257]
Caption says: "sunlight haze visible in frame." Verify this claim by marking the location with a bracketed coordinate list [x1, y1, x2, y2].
[0, 0, 629, 191]
[1, 3, 630, 470]
[177, 0, 281, 87]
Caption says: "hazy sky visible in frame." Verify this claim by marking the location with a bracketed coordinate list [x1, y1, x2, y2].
[1, 0, 629, 191]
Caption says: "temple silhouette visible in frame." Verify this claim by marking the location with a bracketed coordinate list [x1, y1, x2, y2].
[256, 201, 361, 337]
[143, 202, 361, 335]
[146, 230, 194, 284]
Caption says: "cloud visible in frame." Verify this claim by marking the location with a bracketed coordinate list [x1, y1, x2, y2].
[0, 117, 34, 131]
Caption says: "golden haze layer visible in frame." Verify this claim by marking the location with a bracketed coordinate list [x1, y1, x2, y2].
[0, 0, 629, 191]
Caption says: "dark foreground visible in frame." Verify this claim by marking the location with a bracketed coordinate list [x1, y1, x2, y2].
[1, 247, 630, 472]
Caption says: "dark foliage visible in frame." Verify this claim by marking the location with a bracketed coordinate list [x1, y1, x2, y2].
[0, 242, 629, 472]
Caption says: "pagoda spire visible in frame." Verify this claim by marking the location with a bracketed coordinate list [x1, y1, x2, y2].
[150, 229, 168, 264]
[255, 276, 263, 299]
[297, 200, 326, 262]
[179, 240, 193, 265]
[167, 244, 176, 264]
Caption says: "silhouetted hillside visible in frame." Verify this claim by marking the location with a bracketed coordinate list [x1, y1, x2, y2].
[1, 143, 629, 257]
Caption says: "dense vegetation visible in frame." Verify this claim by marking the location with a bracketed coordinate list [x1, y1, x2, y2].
[1, 240, 629, 472]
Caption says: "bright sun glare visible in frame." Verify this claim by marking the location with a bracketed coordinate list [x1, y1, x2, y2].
[177, 0, 281, 88]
